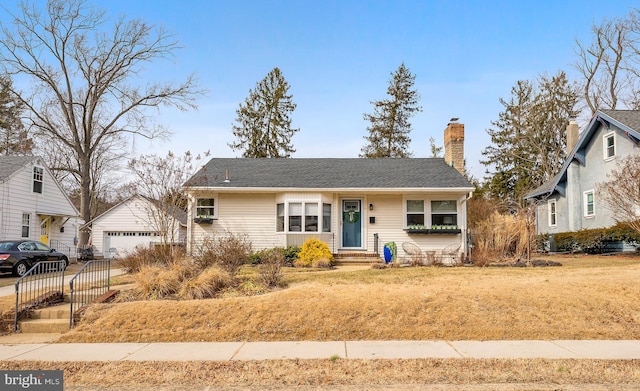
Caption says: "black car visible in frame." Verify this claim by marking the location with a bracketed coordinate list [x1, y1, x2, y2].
[0, 240, 69, 277]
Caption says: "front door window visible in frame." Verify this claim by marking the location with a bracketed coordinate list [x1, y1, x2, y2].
[342, 200, 361, 248]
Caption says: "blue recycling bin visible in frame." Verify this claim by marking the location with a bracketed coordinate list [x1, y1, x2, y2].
[383, 245, 393, 264]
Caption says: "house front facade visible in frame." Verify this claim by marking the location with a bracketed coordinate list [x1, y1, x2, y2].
[184, 123, 474, 261]
[525, 110, 640, 247]
[0, 156, 80, 257]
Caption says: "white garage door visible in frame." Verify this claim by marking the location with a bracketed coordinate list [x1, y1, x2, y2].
[103, 231, 157, 258]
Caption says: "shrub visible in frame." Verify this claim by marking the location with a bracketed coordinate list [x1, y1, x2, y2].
[133, 265, 182, 300]
[552, 224, 640, 253]
[471, 211, 531, 261]
[193, 233, 252, 277]
[118, 246, 169, 273]
[258, 248, 285, 287]
[178, 267, 232, 300]
[295, 238, 333, 268]
[250, 246, 300, 267]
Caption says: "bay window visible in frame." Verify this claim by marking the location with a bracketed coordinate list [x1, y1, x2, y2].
[278, 201, 332, 233]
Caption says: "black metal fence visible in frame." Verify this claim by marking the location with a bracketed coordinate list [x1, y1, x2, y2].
[68, 259, 111, 329]
[14, 261, 66, 331]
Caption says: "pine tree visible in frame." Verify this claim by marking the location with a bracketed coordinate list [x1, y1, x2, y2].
[230, 67, 298, 158]
[0, 75, 32, 155]
[361, 63, 422, 158]
[481, 71, 578, 205]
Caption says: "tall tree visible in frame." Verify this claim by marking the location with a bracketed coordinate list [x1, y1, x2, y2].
[0, 75, 32, 155]
[574, 11, 640, 114]
[361, 63, 422, 158]
[229, 67, 298, 158]
[481, 71, 578, 205]
[0, 0, 200, 245]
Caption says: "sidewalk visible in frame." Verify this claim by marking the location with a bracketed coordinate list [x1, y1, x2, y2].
[1, 340, 639, 361]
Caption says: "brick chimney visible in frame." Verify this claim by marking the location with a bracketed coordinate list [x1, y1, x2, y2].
[444, 118, 465, 175]
[567, 119, 579, 155]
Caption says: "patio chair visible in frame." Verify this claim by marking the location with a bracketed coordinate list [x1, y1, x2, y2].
[401, 242, 427, 266]
[440, 243, 462, 266]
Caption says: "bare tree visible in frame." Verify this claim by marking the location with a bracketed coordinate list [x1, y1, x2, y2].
[127, 150, 209, 258]
[0, 0, 201, 245]
[597, 154, 640, 236]
[574, 13, 638, 114]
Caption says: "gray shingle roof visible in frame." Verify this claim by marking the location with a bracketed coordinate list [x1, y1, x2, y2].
[600, 109, 640, 131]
[185, 158, 474, 189]
[0, 156, 37, 181]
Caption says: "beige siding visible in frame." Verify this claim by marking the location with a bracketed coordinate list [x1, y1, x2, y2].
[187, 190, 469, 259]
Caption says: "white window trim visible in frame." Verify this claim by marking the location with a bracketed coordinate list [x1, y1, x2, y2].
[548, 199, 557, 227]
[195, 196, 217, 219]
[583, 190, 595, 218]
[32, 166, 43, 194]
[278, 200, 330, 233]
[603, 131, 615, 161]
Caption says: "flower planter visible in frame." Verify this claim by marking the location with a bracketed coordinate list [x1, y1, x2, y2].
[194, 217, 214, 224]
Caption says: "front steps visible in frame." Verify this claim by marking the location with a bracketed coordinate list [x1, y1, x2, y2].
[334, 252, 383, 266]
[18, 303, 70, 334]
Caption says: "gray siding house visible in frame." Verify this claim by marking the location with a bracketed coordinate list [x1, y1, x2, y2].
[525, 110, 640, 246]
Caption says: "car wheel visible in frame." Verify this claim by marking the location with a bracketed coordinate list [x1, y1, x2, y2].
[14, 261, 28, 277]
[58, 257, 68, 271]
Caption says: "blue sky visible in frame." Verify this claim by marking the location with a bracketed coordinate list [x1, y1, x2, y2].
[5, 1, 639, 179]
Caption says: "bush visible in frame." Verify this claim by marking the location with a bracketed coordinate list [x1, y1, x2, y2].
[295, 238, 334, 268]
[133, 265, 181, 300]
[250, 246, 300, 267]
[258, 248, 285, 287]
[178, 267, 232, 300]
[193, 233, 252, 277]
[118, 246, 170, 273]
[552, 224, 640, 253]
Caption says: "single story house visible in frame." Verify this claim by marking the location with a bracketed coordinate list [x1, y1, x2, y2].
[525, 109, 640, 251]
[81, 195, 187, 259]
[184, 122, 474, 262]
[0, 156, 80, 257]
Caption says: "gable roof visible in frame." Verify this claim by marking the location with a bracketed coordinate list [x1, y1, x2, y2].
[81, 195, 188, 230]
[185, 158, 474, 190]
[525, 110, 640, 200]
[0, 155, 39, 181]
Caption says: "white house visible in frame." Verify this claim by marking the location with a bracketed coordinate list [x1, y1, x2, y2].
[525, 110, 640, 250]
[0, 156, 80, 257]
[184, 122, 474, 262]
[82, 195, 187, 259]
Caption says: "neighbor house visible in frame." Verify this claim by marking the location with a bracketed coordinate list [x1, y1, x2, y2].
[81, 195, 187, 259]
[0, 156, 80, 257]
[184, 122, 474, 262]
[525, 110, 640, 250]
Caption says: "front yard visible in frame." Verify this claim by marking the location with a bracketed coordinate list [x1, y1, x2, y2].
[58, 253, 640, 343]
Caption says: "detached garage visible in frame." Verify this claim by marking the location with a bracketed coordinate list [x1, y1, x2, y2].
[82, 196, 186, 259]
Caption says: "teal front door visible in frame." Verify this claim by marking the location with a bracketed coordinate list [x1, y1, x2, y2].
[342, 200, 362, 248]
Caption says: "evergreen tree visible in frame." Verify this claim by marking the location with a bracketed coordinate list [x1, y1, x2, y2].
[230, 67, 298, 158]
[361, 63, 422, 158]
[481, 71, 578, 206]
[0, 75, 32, 155]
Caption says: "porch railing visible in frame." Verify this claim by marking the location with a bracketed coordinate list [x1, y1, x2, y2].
[14, 261, 66, 331]
[49, 240, 75, 260]
[69, 259, 111, 329]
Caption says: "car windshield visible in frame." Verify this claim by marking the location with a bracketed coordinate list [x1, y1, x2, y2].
[0, 242, 14, 251]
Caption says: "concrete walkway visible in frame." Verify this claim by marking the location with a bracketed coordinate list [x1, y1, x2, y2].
[1, 340, 639, 361]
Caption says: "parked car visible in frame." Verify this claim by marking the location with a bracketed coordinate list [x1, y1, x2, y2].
[0, 240, 69, 277]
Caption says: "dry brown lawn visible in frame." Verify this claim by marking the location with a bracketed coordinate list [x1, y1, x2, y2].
[3, 254, 640, 390]
[59, 253, 640, 343]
